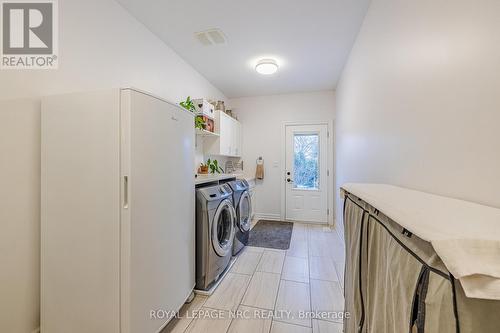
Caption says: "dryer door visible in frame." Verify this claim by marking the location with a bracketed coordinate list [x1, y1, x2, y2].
[212, 199, 235, 257]
[237, 191, 252, 232]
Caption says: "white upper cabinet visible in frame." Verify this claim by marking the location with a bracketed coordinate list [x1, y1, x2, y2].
[206, 111, 242, 157]
[219, 111, 232, 155]
[232, 119, 242, 157]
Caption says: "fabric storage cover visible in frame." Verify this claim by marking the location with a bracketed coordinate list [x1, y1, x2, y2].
[342, 191, 500, 333]
[343, 198, 367, 333]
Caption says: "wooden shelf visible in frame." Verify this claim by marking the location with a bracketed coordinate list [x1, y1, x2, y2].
[195, 128, 219, 137]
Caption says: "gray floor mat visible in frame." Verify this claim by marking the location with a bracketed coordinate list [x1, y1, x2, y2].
[248, 220, 293, 250]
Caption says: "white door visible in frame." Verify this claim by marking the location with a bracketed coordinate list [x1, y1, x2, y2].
[285, 124, 328, 223]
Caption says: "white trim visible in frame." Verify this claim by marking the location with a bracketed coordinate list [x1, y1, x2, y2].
[328, 120, 334, 227]
[285, 218, 328, 225]
[254, 213, 281, 221]
[280, 120, 334, 225]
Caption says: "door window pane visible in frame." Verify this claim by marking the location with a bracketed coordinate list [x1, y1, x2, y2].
[293, 134, 319, 189]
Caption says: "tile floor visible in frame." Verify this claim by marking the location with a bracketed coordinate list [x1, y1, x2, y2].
[163, 223, 345, 333]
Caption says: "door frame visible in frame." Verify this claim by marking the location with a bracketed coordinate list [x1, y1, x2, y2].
[280, 120, 334, 225]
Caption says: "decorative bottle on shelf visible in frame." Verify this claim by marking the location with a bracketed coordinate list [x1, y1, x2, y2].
[216, 100, 225, 112]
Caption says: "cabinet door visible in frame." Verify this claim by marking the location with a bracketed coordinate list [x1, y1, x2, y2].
[229, 117, 236, 156]
[219, 112, 232, 156]
[233, 120, 242, 157]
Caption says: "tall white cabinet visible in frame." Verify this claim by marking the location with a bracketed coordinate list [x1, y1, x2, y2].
[41, 89, 195, 333]
[206, 110, 242, 157]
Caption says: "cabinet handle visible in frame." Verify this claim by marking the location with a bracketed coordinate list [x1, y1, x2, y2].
[123, 176, 129, 209]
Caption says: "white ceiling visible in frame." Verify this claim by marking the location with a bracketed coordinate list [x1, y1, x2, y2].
[116, 0, 370, 98]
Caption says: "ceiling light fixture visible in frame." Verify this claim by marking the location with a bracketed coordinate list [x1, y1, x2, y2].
[255, 59, 278, 75]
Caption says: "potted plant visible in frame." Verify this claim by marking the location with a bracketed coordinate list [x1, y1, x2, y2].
[198, 162, 209, 174]
[207, 159, 224, 174]
[181, 96, 211, 131]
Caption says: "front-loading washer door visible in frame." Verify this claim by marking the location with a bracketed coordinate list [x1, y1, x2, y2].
[237, 191, 251, 232]
[212, 199, 235, 257]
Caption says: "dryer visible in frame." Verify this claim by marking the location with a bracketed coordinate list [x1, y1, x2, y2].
[228, 180, 251, 255]
[195, 183, 236, 290]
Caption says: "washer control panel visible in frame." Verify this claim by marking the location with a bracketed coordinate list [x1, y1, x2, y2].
[197, 184, 233, 201]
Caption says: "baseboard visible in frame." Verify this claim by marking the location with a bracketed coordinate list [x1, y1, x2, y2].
[32, 328, 40, 333]
[254, 213, 281, 221]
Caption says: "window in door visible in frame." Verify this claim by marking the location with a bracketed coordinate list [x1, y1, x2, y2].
[293, 134, 319, 190]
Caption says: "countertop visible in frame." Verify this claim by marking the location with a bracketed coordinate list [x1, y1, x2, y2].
[195, 173, 255, 185]
[232, 173, 256, 183]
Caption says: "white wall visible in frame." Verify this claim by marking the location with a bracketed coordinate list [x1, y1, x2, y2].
[230, 91, 335, 220]
[0, 0, 225, 103]
[195, 138, 232, 173]
[335, 0, 500, 235]
[0, 100, 40, 333]
[0, 1, 226, 332]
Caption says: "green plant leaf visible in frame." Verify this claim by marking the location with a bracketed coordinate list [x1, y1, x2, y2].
[195, 116, 206, 129]
[180, 96, 195, 112]
[205, 158, 224, 174]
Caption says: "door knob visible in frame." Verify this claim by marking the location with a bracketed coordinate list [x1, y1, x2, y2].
[287, 178, 293, 183]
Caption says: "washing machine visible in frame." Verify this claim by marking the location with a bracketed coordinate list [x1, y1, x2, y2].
[195, 183, 236, 290]
[228, 179, 252, 255]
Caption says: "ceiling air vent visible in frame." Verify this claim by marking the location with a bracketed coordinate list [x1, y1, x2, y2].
[195, 29, 227, 46]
